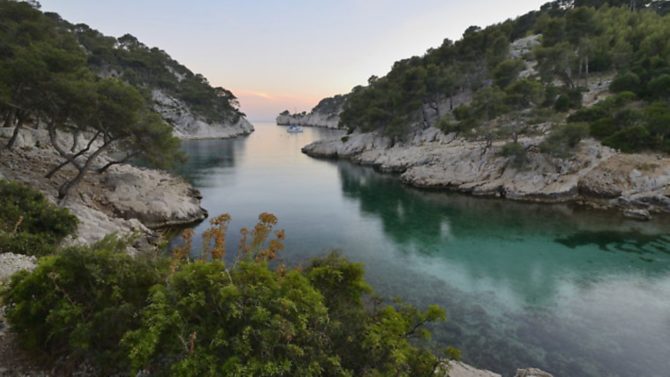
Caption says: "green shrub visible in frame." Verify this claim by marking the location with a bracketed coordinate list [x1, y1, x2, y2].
[553, 95, 572, 112]
[493, 59, 525, 88]
[610, 72, 641, 93]
[541, 123, 590, 157]
[0, 180, 78, 241]
[3, 215, 450, 376]
[505, 79, 544, 108]
[603, 125, 653, 152]
[500, 142, 529, 167]
[0, 180, 78, 256]
[0, 232, 54, 256]
[647, 74, 670, 99]
[124, 259, 342, 376]
[1, 236, 166, 373]
[589, 118, 617, 139]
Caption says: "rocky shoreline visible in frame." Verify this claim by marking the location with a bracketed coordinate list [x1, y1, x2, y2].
[276, 112, 340, 129]
[302, 127, 670, 219]
[152, 89, 255, 139]
[0, 127, 208, 249]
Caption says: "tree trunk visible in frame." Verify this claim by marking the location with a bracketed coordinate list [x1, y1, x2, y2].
[430, 101, 440, 119]
[6, 112, 25, 150]
[97, 152, 136, 174]
[46, 130, 101, 179]
[2, 110, 14, 128]
[585, 56, 589, 87]
[58, 142, 111, 200]
[71, 130, 80, 153]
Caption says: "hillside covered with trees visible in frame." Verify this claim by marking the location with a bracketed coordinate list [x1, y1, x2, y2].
[338, 0, 670, 154]
[0, 0, 251, 198]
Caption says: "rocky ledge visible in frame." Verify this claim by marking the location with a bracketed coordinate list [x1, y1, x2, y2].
[276, 111, 340, 129]
[0, 127, 207, 248]
[302, 127, 670, 218]
[153, 89, 254, 139]
[443, 361, 553, 377]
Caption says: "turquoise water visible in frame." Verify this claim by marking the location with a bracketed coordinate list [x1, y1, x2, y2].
[175, 123, 670, 377]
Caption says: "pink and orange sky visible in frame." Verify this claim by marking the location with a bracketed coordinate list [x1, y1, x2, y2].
[42, 0, 547, 121]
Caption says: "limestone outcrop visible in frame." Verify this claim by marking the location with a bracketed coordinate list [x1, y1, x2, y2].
[0, 127, 207, 248]
[302, 127, 670, 217]
[153, 89, 254, 139]
[276, 95, 346, 129]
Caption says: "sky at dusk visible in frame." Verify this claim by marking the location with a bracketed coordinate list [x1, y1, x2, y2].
[41, 0, 548, 121]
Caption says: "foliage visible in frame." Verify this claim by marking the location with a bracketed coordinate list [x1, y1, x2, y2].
[335, 0, 670, 153]
[540, 122, 590, 157]
[500, 142, 529, 167]
[312, 94, 348, 115]
[610, 72, 641, 93]
[1, 237, 166, 373]
[0, 180, 77, 256]
[493, 59, 526, 88]
[2, 214, 449, 376]
[48, 19, 244, 124]
[568, 91, 670, 152]
[0, 1, 184, 198]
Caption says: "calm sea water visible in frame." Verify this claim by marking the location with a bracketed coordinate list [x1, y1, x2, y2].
[175, 123, 670, 377]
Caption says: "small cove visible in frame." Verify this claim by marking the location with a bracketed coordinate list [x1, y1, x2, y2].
[174, 123, 670, 377]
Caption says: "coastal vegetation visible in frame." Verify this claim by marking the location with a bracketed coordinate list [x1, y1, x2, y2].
[280, 94, 348, 120]
[0, 0, 246, 198]
[338, 0, 670, 153]
[0, 180, 77, 256]
[0, 211, 452, 376]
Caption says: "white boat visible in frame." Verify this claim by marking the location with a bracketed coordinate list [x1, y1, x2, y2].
[287, 125, 304, 133]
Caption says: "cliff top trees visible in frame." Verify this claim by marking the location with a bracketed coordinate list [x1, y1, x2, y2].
[0, 0, 86, 149]
[338, 0, 670, 153]
[0, 1, 182, 199]
[46, 78, 182, 199]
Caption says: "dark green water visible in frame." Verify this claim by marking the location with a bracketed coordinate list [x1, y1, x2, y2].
[176, 123, 670, 377]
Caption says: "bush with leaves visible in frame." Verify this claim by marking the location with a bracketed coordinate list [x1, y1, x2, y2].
[610, 72, 641, 93]
[500, 142, 529, 168]
[567, 91, 670, 152]
[1, 237, 166, 373]
[2, 213, 451, 376]
[0, 180, 77, 256]
[540, 122, 590, 157]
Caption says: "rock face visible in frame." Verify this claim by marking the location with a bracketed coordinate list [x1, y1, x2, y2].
[276, 95, 346, 129]
[276, 111, 340, 129]
[514, 368, 554, 377]
[302, 127, 670, 216]
[0, 253, 36, 282]
[153, 89, 254, 139]
[445, 361, 502, 377]
[0, 127, 207, 247]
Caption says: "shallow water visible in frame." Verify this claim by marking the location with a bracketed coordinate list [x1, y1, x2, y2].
[175, 123, 670, 377]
